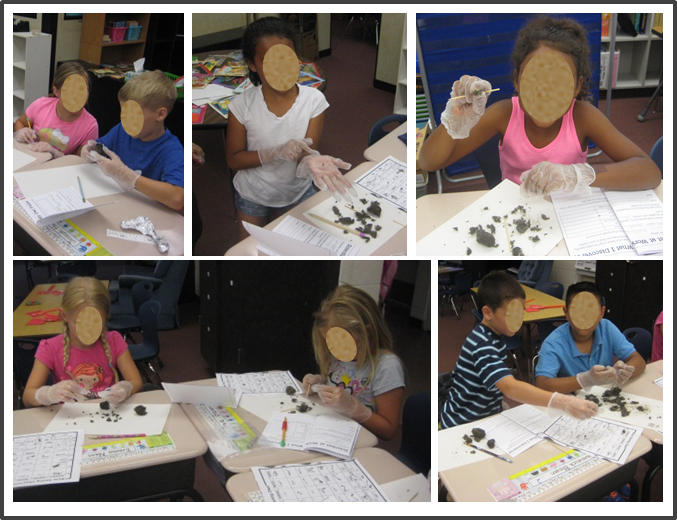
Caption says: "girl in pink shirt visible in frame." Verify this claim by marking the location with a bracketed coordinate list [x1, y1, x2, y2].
[13, 61, 98, 157]
[22, 277, 143, 408]
[419, 16, 661, 197]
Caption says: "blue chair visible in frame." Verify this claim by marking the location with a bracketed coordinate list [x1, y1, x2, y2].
[440, 271, 471, 320]
[535, 281, 564, 300]
[13, 339, 45, 409]
[509, 261, 553, 288]
[622, 327, 653, 362]
[396, 391, 431, 475]
[650, 136, 663, 177]
[128, 300, 163, 385]
[107, 281, 154, 338]
[368, 114, 407, 147]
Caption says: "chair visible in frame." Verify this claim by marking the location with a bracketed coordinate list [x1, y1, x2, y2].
[650, 136, 663, 177]
[509, 260, 553, 288]
[128, 300, 163, 385]
[473, 134, 503, 189]
[471, 280, 481, 309]
[440, 271, 471, 320]
[637, 69, 662, 123]
[535, 281, 564, 300]
[106, 281, 154, 338]
[47, 274, 77, 284]
[336, 14, 371, 43]
[396, 391, 431, 475]
[622, 327, 653, 362]
[368, 114, 407, 147]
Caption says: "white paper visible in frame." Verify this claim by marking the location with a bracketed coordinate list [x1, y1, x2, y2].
[18, 186, 101, 227]
[550, 188, 638, 257]
[603, 189, 663, 255]
[253, 459, 389, 502]
[380, 474, 431, 502]
[266, 216, 360, 256]
[353, 156, 408, 212]
[438, 422, 495, 471]
[216, 370, 302, 395]
[480, 413, 544, 457]
[239, 393, 341, 422]
[162, 382, 240, 407]
[417, 180, 563, 256]
[43, 402, 171, 436]
[14, 162, 125, 199]
[13, 148, 36, 171]
[577, 386, 663, 433]
[654, 377, 663, 387]
[501, 404, 557, 435]
[13, 430, 84, 488]
[192, 83, 235, 103]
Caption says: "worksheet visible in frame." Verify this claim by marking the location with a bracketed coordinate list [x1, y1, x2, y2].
[603, 189, 663, 255]
[18, 186, 107, 227]
[501, 405, 557, 435]
[265, 216, 360, 256]
[217, 371, 302, 395]
[380, 474, 431, 502]
[353, 156, 408, 212]
[13, 163, 125, 199]
[480, 413, 544, 458]
[13, 148, 36, 171]
[576, 386, 663, 433]
[252, 459, 389, 502]
[13, 430, 84, 488]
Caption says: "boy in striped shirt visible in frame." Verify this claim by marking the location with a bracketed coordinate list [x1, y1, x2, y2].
[439, 272, 597, 429]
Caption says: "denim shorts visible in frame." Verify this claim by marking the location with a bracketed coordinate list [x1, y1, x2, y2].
[234, 185, 317, 218]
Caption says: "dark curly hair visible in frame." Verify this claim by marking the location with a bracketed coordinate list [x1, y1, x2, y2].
[511, 16, 592, 101]
[241, 16, 297, 86]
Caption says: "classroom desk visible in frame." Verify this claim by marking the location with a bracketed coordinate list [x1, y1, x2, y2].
[225, 161, 408, 256]
[178, 378, 378, 476]
[363, 122, 407, 163]
[13, 149, 185, 256]
[13, 391, 208, 501]
[616, 360, 663, 444]
[225, 448, 416, 502]
[417, 181, 664, 256]
[438, 407, 652, 502]
[13, 141, 52, 173]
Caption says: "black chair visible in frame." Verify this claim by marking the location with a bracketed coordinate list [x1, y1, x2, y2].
[473, 134, 502, 189]
[440, 271, 471, 320]
[368, 114, 407, 147]
[47, 274, 77, 284]
[622, 327, 653, 362]
[128, 300, 163, 385]
[107, 281, 154, 339]
[396, 391, 431, 475]
[535, 281, 564, 300]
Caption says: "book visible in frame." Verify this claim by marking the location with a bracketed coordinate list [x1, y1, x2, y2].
[192, 104, 207, 124]
[192, 75, 215, 89]
[601, 14, 610, 37]
[17, 186, 113, 227]
[209, 98, 231, 119]
[233, 78, 254, 94]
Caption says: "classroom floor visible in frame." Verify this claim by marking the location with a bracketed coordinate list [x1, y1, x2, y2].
[193, 31, 396, 255]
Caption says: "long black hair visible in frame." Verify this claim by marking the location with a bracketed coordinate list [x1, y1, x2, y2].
[241, 17, 297, 86]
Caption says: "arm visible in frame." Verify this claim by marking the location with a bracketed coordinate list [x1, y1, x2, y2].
[114, 349, 144, 395]
[301, 112, 325, 157]
[225, 113, 261, 171]
[360, 387, 405, 441]
[21, 359, 53, 408]
[14, 113, 30, 131]
[134, 177, 184, 211]
[496, 375, 554, 407]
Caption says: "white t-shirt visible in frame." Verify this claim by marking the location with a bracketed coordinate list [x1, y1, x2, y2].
[229, 84, 329, 207]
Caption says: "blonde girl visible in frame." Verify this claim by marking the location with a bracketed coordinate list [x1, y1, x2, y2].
[303, 285, 405, 441]
[23, 277, 142, 408]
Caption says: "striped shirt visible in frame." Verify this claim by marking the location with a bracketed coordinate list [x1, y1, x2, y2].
[440, 324, 512, 428]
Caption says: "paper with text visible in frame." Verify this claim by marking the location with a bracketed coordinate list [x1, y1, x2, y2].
[18, 186, 107, 227]
[603, 189, 663, 255]
[216, 371, 302, 395]
[13, 430, 84, 488]
[267, 216, 359, 256]
[353, 156, 408, 212]
[480, 413, 544, 457]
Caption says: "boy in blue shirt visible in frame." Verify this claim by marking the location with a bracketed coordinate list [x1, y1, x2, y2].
[82, 71, 184, 211]
[439, 272, 597, 429]
[535, 282, 645, 393]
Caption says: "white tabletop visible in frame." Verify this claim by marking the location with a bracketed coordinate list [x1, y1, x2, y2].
[617, 359, 663, 444]
[363, 122, 407, 163]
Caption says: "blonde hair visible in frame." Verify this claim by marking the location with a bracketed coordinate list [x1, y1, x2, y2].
[118, 70, 176, 113]
[50, 61, 91, 97]
[60, 277, 117, 382]
[311, 285, 395, 385]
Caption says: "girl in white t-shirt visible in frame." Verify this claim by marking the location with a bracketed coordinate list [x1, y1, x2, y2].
[226, 17, 355, 241]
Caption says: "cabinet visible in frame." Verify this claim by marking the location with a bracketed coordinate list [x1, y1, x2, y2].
[144, 13, 184, 76]
[79, 13, 150, 66]
[13, 32, 52, 121]
[394, 15, 407, 115]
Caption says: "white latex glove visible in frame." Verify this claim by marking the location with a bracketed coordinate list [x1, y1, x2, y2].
[548, 391, 598, 420]
[91, 145, 141, 191]
[302, 374, 324, 396]
[98, 381, 133, 404]
[258, 138, 315, 164]
[313, 384, 373, 423]
[27, 141, 64, 159]
[440, 75, 493, 139]
[576, 364, 617, 391]
[296, 154, 356, 202]
[80, 140, 99, 162]
[613, 360, 635, 387]
[519, 161, 596, 198]
[14, 127, 38, 143]
[192, 143, 205, 165]
[35, 380, 88, 406]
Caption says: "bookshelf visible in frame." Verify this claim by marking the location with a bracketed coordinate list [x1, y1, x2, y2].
[394, 14, 407, 115]
[13, 32, 52, 122]
[79, 13, 150, 66]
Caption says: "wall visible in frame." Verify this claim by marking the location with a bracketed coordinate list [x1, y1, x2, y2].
[375, 13, 405, 86]
[339, 261, 384, 303]
[54, 15, 83, 69]
[192, 13, 247, 37]
[13, 14, 42, 31]
[317, 13, 330, 52]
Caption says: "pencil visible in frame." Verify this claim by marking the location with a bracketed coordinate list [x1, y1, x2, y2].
[308, 213, 369, 238]
[450, 88, 500, 100]
[465, 442, 513, 463]
[281, 417, 288, 447]
[77, 176, 86, 202]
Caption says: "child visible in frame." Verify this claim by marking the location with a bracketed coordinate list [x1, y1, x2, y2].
[535, 282, 646, 392]
[419, 16, 661, 196]
[226, 17, 354, 241]
[22, 277, 143, 408]
[439, 272, 597, 429]
[302, 285, 405, 441]
[13, 61, 98, 158]
[83, 70, 184, 211]
[652, 310, 663, 362]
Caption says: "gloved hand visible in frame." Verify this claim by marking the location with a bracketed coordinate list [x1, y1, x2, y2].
[14, 127, 38, 143]
[192, 143, 205, 165]
[313, 384, 373, 423]
[35, 380, 88, 406]
[612, 360, 635, 387]
[576, 365, 617, 391]
[548, 391, 598, 420]
[296, 154, 355, 202]
[302, 374, 324, 395]
[91, 145, 141, 191]
[27, 141, 64, 159]
[258, 138, 315, 164]
[440, 75, 493, 139]
[98, 381, 133, 404]
[519, 161, 596, 198]
[81, 140, 99, 162]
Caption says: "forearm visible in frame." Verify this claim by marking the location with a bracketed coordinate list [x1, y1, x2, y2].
[590, 158, 661, 190]
[14, 120, 27, 132]
[418, 126, 457, 172]
[499, 378, 553, 408]
[134, 177, 184, 211]
[227, 150, 263, 171]
[21, 387, 41, 408]
[535, 375, 581, 394]
[625, 355, 646, 379]
[360, 410, 399, 441]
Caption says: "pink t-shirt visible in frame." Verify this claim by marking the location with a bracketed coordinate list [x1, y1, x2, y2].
[652, 311, 663, 362]
[25, 97, 98, 155]
[498, 96, 588, 183]
[35, 330, 128, 399]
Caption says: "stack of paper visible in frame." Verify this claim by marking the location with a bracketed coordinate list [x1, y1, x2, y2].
[192, 83, 236, 106]
[18, 186, 111, 227]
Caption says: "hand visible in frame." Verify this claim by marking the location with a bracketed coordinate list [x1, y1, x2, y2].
[27, 141, 64, 159]
[576, 365, 617, 391]
[192, 143, 205, 165]
[302, 374, 324, 395]
[258, 138, 315, 164]
[548, 392, 598, 420]
[519, 161, 596, 198]
[313, 384, 373, 423]
[440, 75, 493, 139]
[81, 140, 99, 162]
[35, 380, 87, 406]
[92, 145, 141, 191]
[296, 154, 356, 202]
[613, 360, 635, 387]
[98, 381, 133, 404]
[14, 127, 38, 143]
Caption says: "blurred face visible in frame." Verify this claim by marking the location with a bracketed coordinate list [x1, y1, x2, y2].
[119, 100, 166, 140]
[482, 298, 526, 337]
[565, 292, 605, 340]
[319, 323, 359, 362]
[54, 73, 89, 113]
[248, 36, 297, 92]
[63, 303, 104, 346]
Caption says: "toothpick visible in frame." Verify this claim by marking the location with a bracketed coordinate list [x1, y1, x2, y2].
[503, 217, 512, 253]
[308, 213, 368, 238]
[450, 88, 500, 100]
[394, 220, 407, 227]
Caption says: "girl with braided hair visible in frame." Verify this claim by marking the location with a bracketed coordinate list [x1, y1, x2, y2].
[23, 277, 143, 408]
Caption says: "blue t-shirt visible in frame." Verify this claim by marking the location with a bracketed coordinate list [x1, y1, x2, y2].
[98, 124, 183, 188]
[439, 324, 513, 429]
[535, 319, 636, 379]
